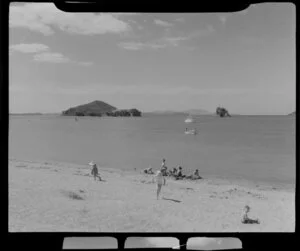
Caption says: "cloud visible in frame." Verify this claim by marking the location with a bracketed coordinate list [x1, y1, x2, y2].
[37, 83, 256, 97]
[218, 14, 229, 25]
[118, 35, 188, 51]
[154, 19, 173, 27]
[10, 42, 93, 65]
[9, 43, 49, 53]
[77, 61, 93, 66]
[9, 3, 133, 36]
[174, 17, 185, 22]
[238, 8, 249, 15]
[218, 5, 252, 26]
[33, 52, 70, 63]
[119, 25, 214, 51]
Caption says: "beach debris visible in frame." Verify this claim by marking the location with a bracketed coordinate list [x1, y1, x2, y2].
[241, 205, 260, 224]
[61, 190, 85, 200]
[180, 187, 194, 191]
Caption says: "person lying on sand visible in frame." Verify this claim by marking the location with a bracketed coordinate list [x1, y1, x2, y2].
[89, 161, 102, 181]
[186, 169, 202, 180]
[241, 205, 260, 224]
[143, 166, 154, 174]
[152, 170, 166, 200]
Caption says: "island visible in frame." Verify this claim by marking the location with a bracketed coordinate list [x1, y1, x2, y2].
[61, 100, 142, 117]
[216, 106, 231, 117]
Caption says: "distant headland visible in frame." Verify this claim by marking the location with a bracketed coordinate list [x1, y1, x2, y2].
[61, 100, 142, 117]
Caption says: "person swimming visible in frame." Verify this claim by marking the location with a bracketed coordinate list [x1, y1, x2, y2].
[153, 170, 166, 200]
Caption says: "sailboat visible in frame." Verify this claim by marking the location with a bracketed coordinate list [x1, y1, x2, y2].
[185, 128, 197, 135]
[184, 113, 197, 135]
[184, 114, 195, 123]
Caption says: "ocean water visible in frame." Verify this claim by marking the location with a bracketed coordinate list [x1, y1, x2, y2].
[9, 114, 295, 185]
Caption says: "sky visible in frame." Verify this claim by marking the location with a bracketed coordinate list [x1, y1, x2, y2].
[9, 3, 295, 115]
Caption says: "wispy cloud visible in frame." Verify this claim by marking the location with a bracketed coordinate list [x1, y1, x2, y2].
[218, 14, 229, 25]
[33, 52, 70, 63]
[174, 17, 185, 22]
[9, 43, 49, 53]
[218, 6, 251, 26]
[10, 43, 93, 66]
[77, 61, 94, 66]
[118, 41, 165, 50]
[154, 19, 173, 27]
[33, 83, 258, 97]
[9, 3, 133, 36]
[119, 35, 189, 51]
[119, 25, 214, 51]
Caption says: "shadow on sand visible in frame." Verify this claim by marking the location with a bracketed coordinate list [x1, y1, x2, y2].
[162, 197, 181, 203]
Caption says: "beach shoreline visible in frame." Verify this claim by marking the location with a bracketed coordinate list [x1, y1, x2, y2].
[9, 158, 295, 232]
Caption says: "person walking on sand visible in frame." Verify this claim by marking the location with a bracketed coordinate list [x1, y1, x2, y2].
[161, 158, 168, 176]
[153, 170, 166, 200]
[89, 161, 102, 181]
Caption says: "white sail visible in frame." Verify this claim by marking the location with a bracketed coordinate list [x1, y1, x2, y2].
[184, 115, 194, 123]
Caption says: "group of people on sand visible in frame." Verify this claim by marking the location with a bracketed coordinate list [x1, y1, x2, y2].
[144, 158, 202, 181]
[87, 160, 261, 220]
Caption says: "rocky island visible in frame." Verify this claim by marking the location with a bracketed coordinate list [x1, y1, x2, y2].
[216, 106, 231, 117]
[61, 100, 142, 117]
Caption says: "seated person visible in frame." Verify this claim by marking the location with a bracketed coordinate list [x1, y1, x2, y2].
[144, 167, 154, 174]
[241, 205, 260, 224]
[171, 167, 177, 177]
[175, 166, 185, 180]
[192, 169, 201, 179]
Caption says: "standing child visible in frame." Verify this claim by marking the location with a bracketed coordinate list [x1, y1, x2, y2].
[89, 161, 102, 181]
[153, 170, 166, 200]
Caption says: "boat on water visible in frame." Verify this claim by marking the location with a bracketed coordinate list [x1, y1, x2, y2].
[185, 128, 197, 135]
[185, 117, 195, 123]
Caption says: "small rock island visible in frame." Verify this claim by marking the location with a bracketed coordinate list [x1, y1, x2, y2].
[62, 100, 142, 117]
[216, 106, 231, 117]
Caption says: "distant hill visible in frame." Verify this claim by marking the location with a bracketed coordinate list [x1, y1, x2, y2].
[288, 111, 295, 116]
[62, 100, 141, 117]
[62, 100, 116, 116]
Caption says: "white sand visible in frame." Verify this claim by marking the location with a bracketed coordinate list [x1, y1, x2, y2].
[9, 159, 295, 232]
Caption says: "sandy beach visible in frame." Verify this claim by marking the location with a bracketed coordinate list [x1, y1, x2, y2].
[9, 159, 295, 232]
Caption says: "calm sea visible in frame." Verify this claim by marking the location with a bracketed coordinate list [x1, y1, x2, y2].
[9, 114, 295, 185]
